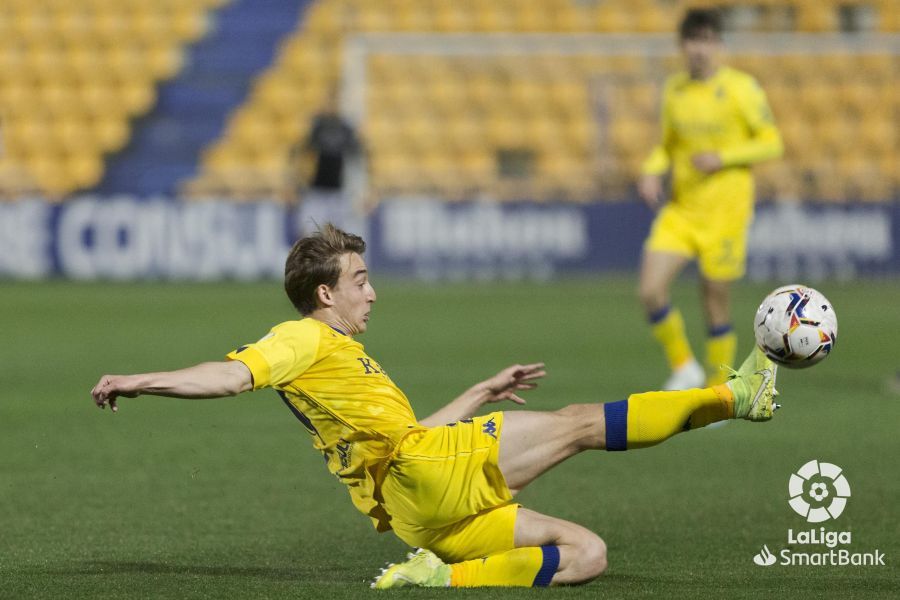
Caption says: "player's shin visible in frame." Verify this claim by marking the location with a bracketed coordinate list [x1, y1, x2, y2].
[450, 546, 558, 587]
[603, 386, 734, 450]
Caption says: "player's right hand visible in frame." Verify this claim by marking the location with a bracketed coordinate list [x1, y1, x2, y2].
[91, 375, 140, 413]
[637, 174, 663, 210]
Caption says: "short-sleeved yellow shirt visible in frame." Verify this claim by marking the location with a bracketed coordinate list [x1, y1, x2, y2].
[227, 318, 426, 531]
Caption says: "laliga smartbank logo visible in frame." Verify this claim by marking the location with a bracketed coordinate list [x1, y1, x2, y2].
[751, 460, 885, 568]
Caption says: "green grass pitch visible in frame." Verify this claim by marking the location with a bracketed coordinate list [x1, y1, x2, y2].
[1, 278, 898, 599]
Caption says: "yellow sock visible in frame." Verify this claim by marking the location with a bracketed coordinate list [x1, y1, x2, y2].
[706, 326, 737, 386]
[603, 385, 734, 450]
[687, 384, 735, 429]
[450, 546, 558, 587]
[650, 307, 695, 369]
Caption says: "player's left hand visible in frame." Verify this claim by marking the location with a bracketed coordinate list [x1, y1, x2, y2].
[91, 374, 140, 413]
[481, 363, 546, 405]
[691, 152, 723, 173]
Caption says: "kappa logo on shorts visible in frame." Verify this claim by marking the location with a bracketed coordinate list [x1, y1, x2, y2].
[481, 417, 497, 439]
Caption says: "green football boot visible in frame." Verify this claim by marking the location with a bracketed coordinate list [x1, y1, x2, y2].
[726, 347, 780, 421]
[371, 548, 451, 589]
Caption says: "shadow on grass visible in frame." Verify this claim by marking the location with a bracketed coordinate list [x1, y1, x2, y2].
[40, 561, 318, 581]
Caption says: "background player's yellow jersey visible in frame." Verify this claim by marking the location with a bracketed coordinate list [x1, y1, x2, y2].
[227, 318, 425, 532]
[642, 66, 783, 223]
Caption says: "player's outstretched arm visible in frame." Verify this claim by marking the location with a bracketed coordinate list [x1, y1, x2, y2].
[418, 363, 546, 427]
[91, 361, 253, 413]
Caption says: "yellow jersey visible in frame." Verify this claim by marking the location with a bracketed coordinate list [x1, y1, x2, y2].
[226, 318, 425, 532]
[642, 66, 783, 223]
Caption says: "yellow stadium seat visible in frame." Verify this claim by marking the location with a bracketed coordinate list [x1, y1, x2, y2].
[797, 5, 839, 32]
[564, 116, 596, 154]
[118, 81, 156, 116]
[92, 7, 131, 44]
[95, 118, 130, 152]
[25, 45, 72, 85]
[204, 144, 253, 176]
[859, 117, 896, 154]
[428, 76, 469, 116]
[473, 3, 514, 32]
[67, 153, 103, 188]
[173, 7, 209, 42]
[304, 1, 344, 36]
[552, 5, 583, 32]
[147, 45, 184, 80]
[444, 116, 483, 152]
[25, 152, 73, 200]
[593, 5, 635, 32]
[634, 1, 676, 32]
[509, 79, 548, 113]
[131, 8, 179, 44]
[0, 82, 38, 116]
[54, 117, 96, 154]
[404, 113, 443, 151]
[798, 82, 833, 117]
[0, 157, 40, 198]
[431, 4, 469, 32]
[513, 3, 546, 32]
[272, 112, 308, 145]
[486, 113, 527, 147]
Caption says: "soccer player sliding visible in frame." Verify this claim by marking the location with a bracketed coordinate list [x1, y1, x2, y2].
[92, 224, 779, 588]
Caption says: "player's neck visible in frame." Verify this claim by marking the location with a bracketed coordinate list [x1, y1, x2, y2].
[309, 310, 355, 338]
[690, 64, 720, 81]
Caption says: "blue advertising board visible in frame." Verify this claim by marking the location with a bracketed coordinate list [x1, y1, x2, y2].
[0, 196, 896, 280]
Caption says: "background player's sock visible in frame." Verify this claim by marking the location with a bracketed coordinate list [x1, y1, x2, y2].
[705, 324, 737, 386]
[649, 306, 695, 371]
[604, 386, 734, 450]
[450, 546, 558, 587]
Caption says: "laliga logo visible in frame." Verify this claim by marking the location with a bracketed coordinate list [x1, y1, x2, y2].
[788, 460, 851, 523]
[750, 461, 883, 568]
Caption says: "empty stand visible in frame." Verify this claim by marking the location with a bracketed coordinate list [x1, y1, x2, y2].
[0, 0, 222, 198]
[1, 0, 896, 202]
[182, 0, 898, 204]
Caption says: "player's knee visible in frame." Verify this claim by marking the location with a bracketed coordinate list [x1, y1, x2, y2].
[554, 404, 601, 450]
[580, 534, 608, 580]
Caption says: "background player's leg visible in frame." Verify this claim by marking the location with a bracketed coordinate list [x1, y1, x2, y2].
[701, 276, 737, 387]
[639, 250, 703, 389]
[638, 249, 689, 315]
[449, 507, 607, 586]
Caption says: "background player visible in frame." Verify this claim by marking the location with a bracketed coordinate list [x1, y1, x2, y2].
[637, 9, 783, 390]
[92, 224, 778, 588]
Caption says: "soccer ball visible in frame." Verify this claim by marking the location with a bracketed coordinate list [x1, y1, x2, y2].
[754, 285, 838, 369]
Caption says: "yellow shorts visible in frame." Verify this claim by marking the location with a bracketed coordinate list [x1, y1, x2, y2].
[645, 204, 749, 281]
[380, 412, 518, 563]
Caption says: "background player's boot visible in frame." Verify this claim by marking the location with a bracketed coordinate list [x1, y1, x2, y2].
[726, 347, 779, 421]
[663, 358, 706, 391]
[371, 548, 451, 589]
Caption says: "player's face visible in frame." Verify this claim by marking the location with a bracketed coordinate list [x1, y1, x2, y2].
[681, 29, 722, 79]
[331, 252, 376, 335]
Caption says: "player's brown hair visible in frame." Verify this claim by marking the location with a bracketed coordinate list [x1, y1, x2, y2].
[679, 8, 723, 40]
[284, 223, 366, 315]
